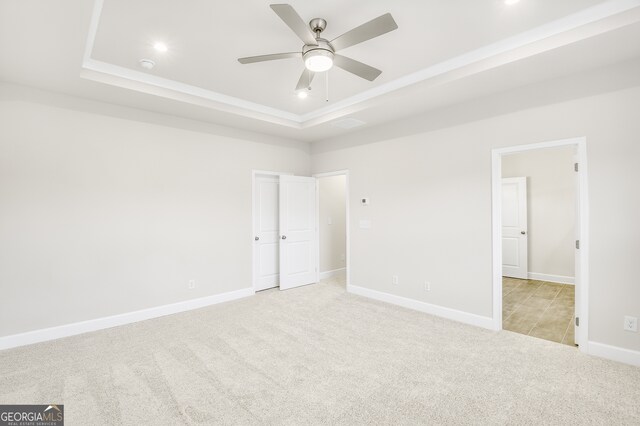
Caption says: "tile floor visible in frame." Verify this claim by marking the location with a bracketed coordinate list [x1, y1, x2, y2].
[502, 277, 576, 346]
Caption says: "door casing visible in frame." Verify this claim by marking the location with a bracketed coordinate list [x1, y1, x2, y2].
[491, 138, 589, 351]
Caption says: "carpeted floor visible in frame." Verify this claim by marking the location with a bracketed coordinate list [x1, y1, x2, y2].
[1, 276, 639, 425]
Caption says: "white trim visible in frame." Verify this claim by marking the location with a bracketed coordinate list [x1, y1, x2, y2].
[588, 341, 640, 367]
[0, 288, 254, 351]
[527, 272, 575, 285]
[319, 268, 346, 280]
[82, 0, 640, 128]
[83, 0, 103, 63]
[313, 170, 351, 289]
[251, 170, 293, 292]
[82, 59, 301, 127]
[348, 285, 495, 330]
[492, 137, 589, 353]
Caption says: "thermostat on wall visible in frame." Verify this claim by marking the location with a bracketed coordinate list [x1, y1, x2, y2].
[361, 197, 370, 206]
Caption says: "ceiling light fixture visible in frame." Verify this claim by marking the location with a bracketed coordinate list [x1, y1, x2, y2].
[303, 49, 334, 72]
[296, 90, 309, 99]
[504, 0, 520, 5]
[153, 42, 168, 52]
[139, 59, 156, 70]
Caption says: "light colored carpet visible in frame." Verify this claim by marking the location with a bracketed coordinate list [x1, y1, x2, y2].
[1, 277, 639, 425]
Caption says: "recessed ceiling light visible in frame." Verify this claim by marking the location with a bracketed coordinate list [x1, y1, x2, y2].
[153, 42, 168, 53]
[504, 0, 520, 5]
[139, 59, 156, 70]
[296, 90, 308, 99]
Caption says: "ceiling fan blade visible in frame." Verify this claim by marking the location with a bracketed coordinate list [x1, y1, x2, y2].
[238, 52, 301, 64]
[295, 69, 315, 91]
[330, 13, 398, 51]
[333, 55, 382, 81]
[270, 4, 318, 46]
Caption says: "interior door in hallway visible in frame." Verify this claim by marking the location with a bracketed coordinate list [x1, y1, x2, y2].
[502, 177, 528, 279]
[253, 175, 280, 291]
[279, 175, 318, 290]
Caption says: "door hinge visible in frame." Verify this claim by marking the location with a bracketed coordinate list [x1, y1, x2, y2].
[575, 240, 580, 249]
[574, 162, 579, 172]
[575, 317, 580, 327]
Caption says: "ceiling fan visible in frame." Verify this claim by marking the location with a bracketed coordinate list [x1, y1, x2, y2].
[238, 4, 398, 92]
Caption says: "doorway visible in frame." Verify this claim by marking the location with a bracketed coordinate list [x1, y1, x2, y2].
[314, 170, 349, 289]
[492, 138, 589, 351]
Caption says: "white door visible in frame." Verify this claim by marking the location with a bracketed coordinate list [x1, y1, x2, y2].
[279, 175, 318, 290]
[502, 177, 528, 279]
[253, 175, 280, 291]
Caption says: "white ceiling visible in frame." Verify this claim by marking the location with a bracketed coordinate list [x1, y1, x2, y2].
[91, 0, 605, 114]
[1, 0, 640, 142]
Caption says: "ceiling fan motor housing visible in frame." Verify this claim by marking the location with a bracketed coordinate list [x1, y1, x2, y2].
[309, 18, 327, 34]
[302, 38, 334, 55]
[303, 18, 333, 62]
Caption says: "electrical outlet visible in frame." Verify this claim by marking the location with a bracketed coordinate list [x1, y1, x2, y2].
[188, 280, 196, 290]
[340, 253, 346, 262]
[424, 281, 431, 292]
[392, 275, 399, 285]
[624, 316, 638, 332]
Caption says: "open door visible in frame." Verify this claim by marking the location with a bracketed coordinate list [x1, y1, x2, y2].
[502, 177, 528, 279]
[279, 175, 318, 290]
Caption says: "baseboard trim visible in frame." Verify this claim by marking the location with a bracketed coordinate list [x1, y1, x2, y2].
[347, 285, 494, 330]
[319, 268, 346, 280]
[527, 272, 575, 285]
[0, 287, 254, 351]
[588, 341, 640, 367]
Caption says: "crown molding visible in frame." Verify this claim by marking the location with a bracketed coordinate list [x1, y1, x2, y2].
[81, 0, 640, 129]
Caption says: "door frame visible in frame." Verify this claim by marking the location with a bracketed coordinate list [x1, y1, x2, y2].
[491, 137, 589, 352]
[313, 170, 350, 288]
[251, 170, 292, 293]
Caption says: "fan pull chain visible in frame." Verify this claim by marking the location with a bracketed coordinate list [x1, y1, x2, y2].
[326, 71, 329, 102]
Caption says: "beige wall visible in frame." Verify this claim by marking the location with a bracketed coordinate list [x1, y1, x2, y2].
[318, 175, 346, 273]
[502, 146, 576, 280]
[0, 86, 310, 337]
[312, 85, 640, 353]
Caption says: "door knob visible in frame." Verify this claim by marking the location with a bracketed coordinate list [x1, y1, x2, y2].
[281, 235, 287, 240]
[255, 236, 259, 241]
[521, 231, 526, 235]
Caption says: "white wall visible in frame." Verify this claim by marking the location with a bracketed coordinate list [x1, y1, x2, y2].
[0, 85, 310, 337]
[318, 175, 346, 273]
[312, 85, 640, 353]
[502, 147, 576, 281]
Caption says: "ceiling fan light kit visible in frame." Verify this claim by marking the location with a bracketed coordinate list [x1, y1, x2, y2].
[303, 46, 334, 72]
[238, 4, 398, 92]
